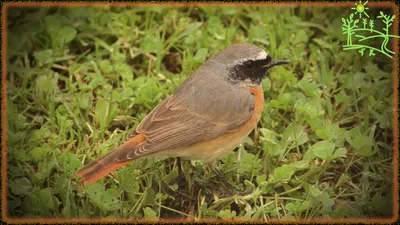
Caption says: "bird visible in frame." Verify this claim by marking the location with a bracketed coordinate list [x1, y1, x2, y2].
[76, 43, 290, 185]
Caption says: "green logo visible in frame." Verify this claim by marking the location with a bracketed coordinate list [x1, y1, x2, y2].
[342, 0, 400, 58]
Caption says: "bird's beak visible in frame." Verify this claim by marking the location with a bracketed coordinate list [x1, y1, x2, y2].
[266, 59, 290, 68]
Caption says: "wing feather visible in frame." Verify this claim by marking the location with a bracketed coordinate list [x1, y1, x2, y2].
[117, 72, 256, 162]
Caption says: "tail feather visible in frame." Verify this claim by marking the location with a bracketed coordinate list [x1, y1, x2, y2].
[76, 134, 146, 184]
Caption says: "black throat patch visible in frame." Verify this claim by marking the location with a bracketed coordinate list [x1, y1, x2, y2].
[228, 56, 271, 85]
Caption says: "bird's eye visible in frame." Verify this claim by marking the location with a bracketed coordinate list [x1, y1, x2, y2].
[245, 61, 254, 68]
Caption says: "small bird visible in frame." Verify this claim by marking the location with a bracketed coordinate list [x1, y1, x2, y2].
[76, 43, 290, 185]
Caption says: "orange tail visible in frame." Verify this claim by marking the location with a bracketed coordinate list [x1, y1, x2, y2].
[76, 134, 146, 185]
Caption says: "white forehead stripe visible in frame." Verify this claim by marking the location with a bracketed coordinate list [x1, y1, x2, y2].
[255, 51, 267, 60]
[232, 50, 268, 64]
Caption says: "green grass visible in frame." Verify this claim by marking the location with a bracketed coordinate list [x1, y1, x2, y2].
[5, 5, 395, 221]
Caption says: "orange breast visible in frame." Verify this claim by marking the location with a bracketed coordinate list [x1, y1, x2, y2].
[160, 86, 264, 163]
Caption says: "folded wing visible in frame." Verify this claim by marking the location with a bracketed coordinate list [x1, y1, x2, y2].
[116, 78, 256, 162]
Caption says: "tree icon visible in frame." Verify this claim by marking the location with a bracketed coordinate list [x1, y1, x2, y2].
[362, 18, 367, 29]
[369, 19, 374, 32]
[342, 1, 400, 58]
[342, 14, 359, 46]
[377, 11, 396, 55]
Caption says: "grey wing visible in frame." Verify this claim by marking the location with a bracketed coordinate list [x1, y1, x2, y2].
[118, 79, 255, 161]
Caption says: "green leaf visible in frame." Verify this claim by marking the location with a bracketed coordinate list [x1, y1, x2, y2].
[289, 160, 310, 170]
[54, 177, 68, 198]
[332, 202, 361, 218]
[243, 136, 254, 146]
[259, 128, 279, 144]
[101, 188, 120, 211]
[207, 16, 225, 40]
[37, 189, 55, 210]
[75, 92, 92, 109]
[94, 99, 112, 131]
[298, 78, 319, 97]
[294, 30, 309, 43]
[316, 124, 345, 141]
[33, 49, 54, 65]
[270, 92, 296, 110]
[256, 174, 267, 186]
[193, 48, 208, 63]
[281, 122, 308, 150]
[12, 148, 30, 162]
[45, 15, 62, 39]
[225, 26, 237, 42]
[10, 177, 32, 196]
[29, 147, 51, 162]
[319, 191, 334, 212]
[133, 78, 161, 106]
[335, 90, 352, 105]
[36, 75, 53, 95]
[309, 185, 322, 197]
[121, 88, 134, 100]
[55, 26, 77, 45]
[344, 125, 361, 146]
[176, 22, 202, 40]
[115, 63, 133, 81]
[353, 135, 374, 156]
[371, 194, 392, 216]
[116, 168, 141, 193]
[217, 209, 236, 219]
[274, 164, 295, 181]
[61, 205, 71, 218]
[243, 203, 254, 219]
[8, 31, 32, 56]
[259, 128, 281, 156]
[221, 7, 237, 15]
[345, 125, 374, 157]
[239, 151, 262, 175]
[22, 194, 41, 214]
[286, 200, 310, 214]
[59, 153, 83, 177]
[99, 60, 113, 73]
[248, 25, 269, 41]
[143, 207, 158, 219]
[331, 148, 347, 159]
[140, 33, 163, 53]
[293, 44, 306, 60]
[86, 183, 105, 209]
[309, 140, 335, 160]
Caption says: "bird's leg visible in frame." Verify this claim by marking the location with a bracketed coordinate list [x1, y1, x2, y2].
[176, 157, 188, 188]
[177, 157, 183, 178]
[208, 162, 235, 195]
